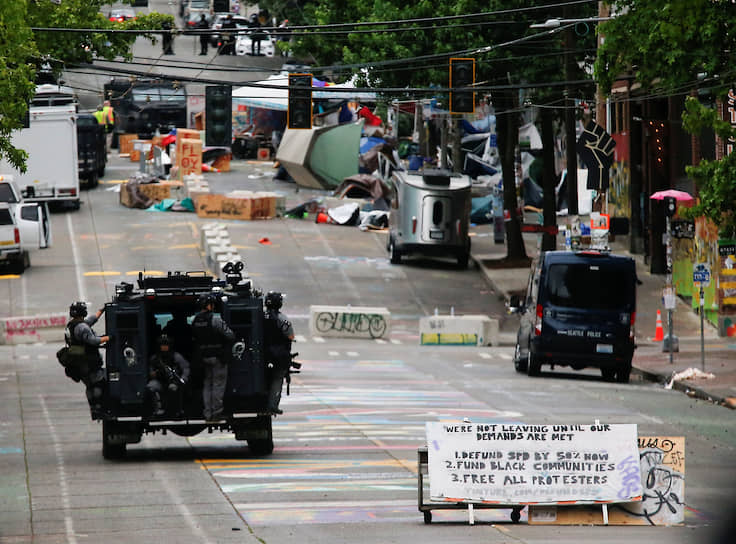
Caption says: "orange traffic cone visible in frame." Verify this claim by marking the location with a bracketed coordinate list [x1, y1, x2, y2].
[652, 310, 664, 342]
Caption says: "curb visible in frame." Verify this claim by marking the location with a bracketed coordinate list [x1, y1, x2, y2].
[631, 365, 732, 408]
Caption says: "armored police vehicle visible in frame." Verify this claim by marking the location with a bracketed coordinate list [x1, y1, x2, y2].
[91, 262, 297, 459]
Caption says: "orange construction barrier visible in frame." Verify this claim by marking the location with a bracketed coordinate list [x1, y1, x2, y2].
[652, 309, 664, 342]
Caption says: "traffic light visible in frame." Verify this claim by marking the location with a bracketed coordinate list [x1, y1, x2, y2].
[449, 58, 475, 114]
[205, 85, 232, 147]
[288, 73, 312, 129]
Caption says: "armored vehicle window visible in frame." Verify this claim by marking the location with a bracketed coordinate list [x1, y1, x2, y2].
[546, 263, 632, 310]
[117, 312, 140, 330]
[0, 208, 12, 225]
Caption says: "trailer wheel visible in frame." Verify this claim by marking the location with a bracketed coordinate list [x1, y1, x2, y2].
[511, 508, 521, 523]
[423, 511, 432, 524]
[389, 238, 402, 264]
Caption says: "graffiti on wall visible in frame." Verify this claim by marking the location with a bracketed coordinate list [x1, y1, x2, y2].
[608, 160, 631, 218]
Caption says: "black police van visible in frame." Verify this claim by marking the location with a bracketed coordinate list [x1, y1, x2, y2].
[77, 113, 106, 188]
[86, 263, 298, 459]
[509, 250, 637, 383]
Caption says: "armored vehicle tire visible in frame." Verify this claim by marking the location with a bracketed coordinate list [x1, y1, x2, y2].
[389, 237, 402, 264]
[102, 421, 127, 460]
[87, 171, 99, 189]
[527, 352, 541, 377]
[513, 343, 527, 372]
[246, 416, 274, 456]
[97, 163, 105, 177]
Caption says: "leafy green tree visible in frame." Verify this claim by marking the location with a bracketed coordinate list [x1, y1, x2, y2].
[278, 0, 596, 261]
[0, 0, 172, 172]
[0, 2, 38, 171]
[595, 0, 736, 237]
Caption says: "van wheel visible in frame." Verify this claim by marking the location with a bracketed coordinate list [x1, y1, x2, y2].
[389, 238, 402, 264]
[514, 343, 527, 372]
[527, 352, 541, 377]
[601, 368, 616, 382]
[616, 362, 632, 384]
[457, 251, 469, 269]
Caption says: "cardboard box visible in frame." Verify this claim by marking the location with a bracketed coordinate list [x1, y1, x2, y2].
[178, 138, 202, 178]
[129, 139, 153, 162]
[195, 194, 223, 219]
[254, 192, 277, 219]
[220, 196, 251, 220]
[119, 134, 138, 155]
[137, 181, 184, 202]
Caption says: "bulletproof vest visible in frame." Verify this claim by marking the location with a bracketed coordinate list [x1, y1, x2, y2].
[191, 311, 222, 356]
[263, 312, 290, 345]
[65, 320, 98, 357]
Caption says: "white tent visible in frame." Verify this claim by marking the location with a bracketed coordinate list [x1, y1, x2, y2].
[232, 74, 376, 112]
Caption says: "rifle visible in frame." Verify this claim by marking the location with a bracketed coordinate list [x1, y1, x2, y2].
[286, 352, 301, 395]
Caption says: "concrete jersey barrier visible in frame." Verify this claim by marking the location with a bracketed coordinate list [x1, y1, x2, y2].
[309, 305, 390, 339]
[419, 314, 499, 346]
[1, 313, 67, 345]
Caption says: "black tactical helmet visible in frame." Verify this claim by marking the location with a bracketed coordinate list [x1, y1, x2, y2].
[198, 293, 216, 309]
[69, 301, 88, 318]
[156, 334, 172, 347]
[265, 291, 283, 310]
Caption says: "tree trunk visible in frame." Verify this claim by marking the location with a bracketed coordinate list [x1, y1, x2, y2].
[495, 93, 527, 260]
[541, 108, 557, 251]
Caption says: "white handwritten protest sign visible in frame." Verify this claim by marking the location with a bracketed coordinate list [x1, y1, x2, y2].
[425, 422, 641, 505]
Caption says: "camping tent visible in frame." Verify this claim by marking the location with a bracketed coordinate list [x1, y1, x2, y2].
[232, 75, 376, 112]
[276, 121, 364, 190]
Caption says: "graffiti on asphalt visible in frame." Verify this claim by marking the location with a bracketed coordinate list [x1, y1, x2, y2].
[315, 311, 387, 338]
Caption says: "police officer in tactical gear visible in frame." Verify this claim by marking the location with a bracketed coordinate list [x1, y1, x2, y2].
[263, 291, 295, 415]
[65, 302, 110, 415]
[147, 334, 190, 416]
[191, 293, 235, 421]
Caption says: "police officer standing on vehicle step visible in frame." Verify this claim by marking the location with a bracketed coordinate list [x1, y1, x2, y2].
[263, 291, 295, 415]
[192, 294, 235, 421]
[66, 302, 109, 415]
[147, 334, 190, 416]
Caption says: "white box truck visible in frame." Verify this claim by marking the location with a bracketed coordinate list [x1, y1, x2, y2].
[0, 104, 80, 209]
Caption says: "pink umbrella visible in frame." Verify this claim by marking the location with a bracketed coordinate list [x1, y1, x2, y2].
[650, 189, 694, 201]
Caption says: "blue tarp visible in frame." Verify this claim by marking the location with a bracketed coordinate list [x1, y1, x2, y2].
[146, 197, 195, 212]
[360, 136, 385, 154]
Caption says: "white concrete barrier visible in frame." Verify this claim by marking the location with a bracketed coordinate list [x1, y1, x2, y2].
[419, 314, 499, 346]
[309, 305, 390, 339]
[0, 313, 67, 345]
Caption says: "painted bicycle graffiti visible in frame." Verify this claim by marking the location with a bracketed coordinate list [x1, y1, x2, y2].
[315, 311, 388, 339]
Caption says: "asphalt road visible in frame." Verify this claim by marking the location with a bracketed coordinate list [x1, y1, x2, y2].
[1, 7, 734, 542]
[1, 155, 735, 543]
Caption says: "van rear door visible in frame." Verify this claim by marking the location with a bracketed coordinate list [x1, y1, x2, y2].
[540, 258, 635, 356]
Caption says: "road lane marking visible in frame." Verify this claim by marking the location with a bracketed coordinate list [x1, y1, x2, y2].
[374, 338, 387, 344]
[294, 335, 307, 343]
[313, 337, 326, 343]
[390, 339, 401, 345]
[478, 352, 492, 359]
[66, 213, 86, 301]
[125, 270, 165, 276]
[82, 271, 120, 276]
[39, 395, 77, 544]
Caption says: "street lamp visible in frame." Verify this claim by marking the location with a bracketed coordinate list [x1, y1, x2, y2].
[530, 17, 613, 29]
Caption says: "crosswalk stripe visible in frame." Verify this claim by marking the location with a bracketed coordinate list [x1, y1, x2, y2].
[374, 339, 387, 344]
[313, 337, 326, 343]
[328, 351, 339, 356]
[294, 335, 308, 343]
[478, 352, 492, 359]
[390, 339, 402, 345]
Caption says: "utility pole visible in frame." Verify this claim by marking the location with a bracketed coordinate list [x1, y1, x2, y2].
[564, 7, 579, 216]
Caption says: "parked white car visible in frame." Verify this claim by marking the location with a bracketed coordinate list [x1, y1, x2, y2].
[236, 31, 276, 57]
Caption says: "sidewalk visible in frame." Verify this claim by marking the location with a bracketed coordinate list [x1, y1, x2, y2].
[469, 223, 736, 409]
